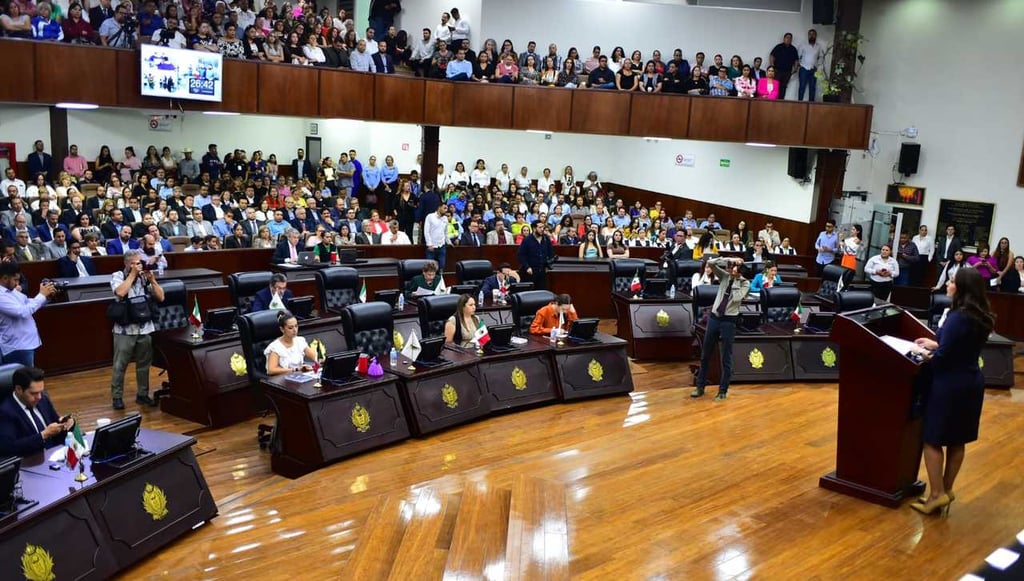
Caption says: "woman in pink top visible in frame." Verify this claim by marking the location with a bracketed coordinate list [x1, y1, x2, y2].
[966, 243, 999, 281]
[757, 66, 780, 99]
[495, 54, 519, 84]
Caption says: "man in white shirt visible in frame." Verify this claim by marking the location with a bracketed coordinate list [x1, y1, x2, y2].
[152, 16, 186, 48]
[423, 203, 449, 270]
[350, 40, 373, 72]
[1, 169, 26, 199]
[410, 28, 434, 77]
[797, 28, 826, 101]
[434, 11, 452, 44]
[381, 220, 411, 245]
[234, 0, 255, 31]
[364, 27, 379, 55]
[449, 7, 469, 44]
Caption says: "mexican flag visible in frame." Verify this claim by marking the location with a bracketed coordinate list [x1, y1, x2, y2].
[473, 320, 490, 348]
[791, 303, 803, 323]
[65, 421, 87, 469]
[359, 280, 367, 303]
[630, 269, 642, 293]
[188, 297, 202, 327]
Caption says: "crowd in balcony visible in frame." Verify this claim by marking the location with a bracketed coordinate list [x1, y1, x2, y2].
[1, 1, 830, 100]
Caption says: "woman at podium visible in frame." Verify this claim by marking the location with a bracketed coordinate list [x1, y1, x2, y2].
[911, 268, 994, 515]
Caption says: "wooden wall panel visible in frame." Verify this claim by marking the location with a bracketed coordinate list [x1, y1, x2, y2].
[374, 75, 425, 124]
[36, 43, 118, 106]
[805, 103, 871, 149]
[687, 97, 750, 142]
[423, 80, 454, 126]
[452, 83, 513, 129]
[319, 69, 374, 119]
[628, 94, 690, 139]
[0, 40, 36, 103]
[746, 100, 808, 146]
[512, 86, 572, 132]
[570, 90, 631, 135]
[258, 62, 319, 116]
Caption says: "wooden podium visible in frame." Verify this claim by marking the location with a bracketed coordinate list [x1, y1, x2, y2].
[819, 306, 932, 507]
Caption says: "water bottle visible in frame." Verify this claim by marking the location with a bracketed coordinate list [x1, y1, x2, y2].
[549, 327, 557, 343]
[389, 347, 398, 367]
[669, 284, 676, 299]
[397, 293, 405, 310]
[157, 262, 165, 277]
[478, 289, 484, 305]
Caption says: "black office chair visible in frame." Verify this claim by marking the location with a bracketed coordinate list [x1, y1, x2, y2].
[509, 290, 555, 335]
[610, 259, 647, 294]
[760, 286, 802, 323]
[237, 310, 283, 449]
[835, 289, 876, 313]
[418, 294, 460, 338]
[399, 259, 435, 290]
[692, 284, 719, 328]
[455, 260, 493, 290]
[341, 302, 395, 357]
[314, 266, 360, 313]
[0, 363, 25, 400]
[229, 271, 272, 315]
[152, 279, 188, 331]
[813, 264, 853, 305]
[671, 259, 702, 295]
[746, 261, 766, 277]
[928, 293, 952, 330]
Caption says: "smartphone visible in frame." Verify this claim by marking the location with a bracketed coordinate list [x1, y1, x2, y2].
[59, 415, 72, 424]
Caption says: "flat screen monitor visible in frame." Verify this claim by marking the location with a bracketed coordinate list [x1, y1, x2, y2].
[286, 295, 315, 320]
[91, 413, 142, 464]
[805, 312, 836, 333]
[374, 290, 400, 309]
[567, 318, 599, 343]
[204, 307, 237, 334]
[140, 44, 223, 102]
[450, 284, 478, 296]
[322, 349, 361, 383]
[643, 278, 668, 299]
[484, 324, 516, 353]
[416, 336, 446, 365]
[508, 282, 534, 294]
[0, 456, 21, 514]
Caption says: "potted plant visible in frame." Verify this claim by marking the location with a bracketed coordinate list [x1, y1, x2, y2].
[817, 31, 867, 103]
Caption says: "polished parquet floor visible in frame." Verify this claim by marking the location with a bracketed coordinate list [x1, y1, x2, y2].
[45, 327, 1024, 580]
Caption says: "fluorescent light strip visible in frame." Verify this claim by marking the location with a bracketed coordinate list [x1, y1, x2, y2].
[203, 111, 240, 116]
[745, 142, 777, 148]
[55, 102, 99, 110]
[525, 129, 552, 134]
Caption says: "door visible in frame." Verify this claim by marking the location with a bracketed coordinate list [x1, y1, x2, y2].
[305, 137, 322, 167]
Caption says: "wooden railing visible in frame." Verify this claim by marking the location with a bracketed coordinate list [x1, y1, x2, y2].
[4, 40, 872, 149]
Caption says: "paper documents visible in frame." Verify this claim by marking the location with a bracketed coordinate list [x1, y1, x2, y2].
[879, 335, 918, 355]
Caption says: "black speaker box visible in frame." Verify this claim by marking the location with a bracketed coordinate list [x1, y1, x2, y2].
[788, 148, 809, 180]
[813, 0, 835, 24]
[898, 143, 921, 175]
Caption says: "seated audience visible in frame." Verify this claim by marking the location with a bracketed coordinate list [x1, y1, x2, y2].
[56, 240, 97, 277]
[966, 243, 999, 281]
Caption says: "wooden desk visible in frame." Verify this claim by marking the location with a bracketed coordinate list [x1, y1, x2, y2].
[455, 340, 560, 412]
[696, 322, 798, 384]
[611, 293, 695, 360]
[391, 298, 512, 341]
[155, 316, 347, 426]
[261, 372, 411, 478]
[539, 332, 634, 400]
[382, 349, 490, 436]
[0, 429, 217, 579]
[52, 268, 223, 301]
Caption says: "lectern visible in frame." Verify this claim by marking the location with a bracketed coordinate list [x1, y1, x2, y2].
[819, 305, 933, 507]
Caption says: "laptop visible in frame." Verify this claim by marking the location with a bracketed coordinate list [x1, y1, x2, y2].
[508, 282, 534, 294]
[738, 312, 765, 334]
[643, 278, 668, 299]
[567, 318, 599, 343]
[415, 335, 450, 367]
[204, 307, 238, 335]
[297, 251, 317, 265]
[286, 295, 315, 320]
[484, 323, 517, 353]
[373, 289, 401, 310]
[321, 349, 362, 385]
[804, 312, 836, 334]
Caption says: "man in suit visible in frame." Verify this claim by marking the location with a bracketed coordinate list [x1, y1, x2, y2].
[661, 231, 693, 269]
[251, 273, 293, 312]
[100, 208, 128, 240]
[159, 209, 188, 238]
[36, 210, 69, 243]
[485, 221, 514, 245]
[122, 197, 145, 225]
[0, 367, 75, 458]
[272, 229, 304, 264]
[240, 207, 262, 239]
[26, 140, 52, 181]
[745, 239, 772, 263]
[354, 220, 381, 245]
[480, 262, 521, 296]
[147, 224, 174, 253]
[105, 225, 139, 256]
[1, 197, 30, 229]
[43, 229, 69, 259]
[290, 208, 317, 237]
[60, 195, 86, 227]
[57, 240, 97, 277]
[517, 221, 555, 290]
[5, 214, 41, 245]
[459, 220, 484, 247]
[89, 0, 115, 35]
[371, 40, 396, 73]
[12, 231, 48, 261]
[935, 224, 962, 268]
[292, 148, 314, 182]
[186, 208, 214, 239]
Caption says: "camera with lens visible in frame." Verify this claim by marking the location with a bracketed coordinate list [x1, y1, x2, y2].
[156, 27, 176, 45]
[41, 278, 70, 290]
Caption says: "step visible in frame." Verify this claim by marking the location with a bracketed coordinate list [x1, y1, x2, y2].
[504, 476, 569, 581]
[443, 481, 512, 580]
[341, 492, 411, 579]
[388, 486, 452, 580]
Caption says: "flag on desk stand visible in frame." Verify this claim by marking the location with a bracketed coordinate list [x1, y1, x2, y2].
[630, 269, 642, 293]
[188, 297, 202, 328]
[359, 280, 367, 303]
[65, 421, 88, 469]
[791, 303, 803, 324]
[473, 320, 490, 349]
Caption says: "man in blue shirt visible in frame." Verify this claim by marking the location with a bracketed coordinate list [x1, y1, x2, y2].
[681, 210, 698, 230]
[699, 213, 722, 230]
[612, 208, 631, 230]
[0, 262, 56, 366]
[814, 219, 839, 276]
[447, 48, 473, 81]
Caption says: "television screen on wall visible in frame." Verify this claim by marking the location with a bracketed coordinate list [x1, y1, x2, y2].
[140, 44, 223, 103]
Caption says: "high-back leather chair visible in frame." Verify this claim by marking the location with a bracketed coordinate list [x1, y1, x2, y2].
[510, 290, 555, 335]
[692, 284, 719, 327]
[0, 363, 25, 400]
[814, 264, 853, 304]
[760, 286, 801, 323]
[399, 259, 435, 289]
[153, 279, 188, 331]
[314, 266, 360, 313]
[455, 260, 493, 289]
[236, 310, 284, 384]
[671, 259, 702, 295]
[229, 271, 272, 315]
[341, 302, 395, 357]
[610, 259, 647, 294]
[928, 293, 953, 330]
[418, 294, 460, 338]
[835, 289, 876, 313]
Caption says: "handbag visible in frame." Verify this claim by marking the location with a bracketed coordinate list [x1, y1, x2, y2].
[106, 299, 131, 325]
[841, 254, 857, 270]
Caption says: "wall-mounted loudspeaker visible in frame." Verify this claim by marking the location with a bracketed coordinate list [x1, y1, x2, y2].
[787, 148, 809, 180]
[813, 0, 835, 24]
[898, 143, 921, 176]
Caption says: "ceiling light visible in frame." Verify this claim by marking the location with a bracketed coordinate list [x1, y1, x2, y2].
[745, 142, 777, 148]
[55, 102, 98, 110]
[203, 111, 240, 116]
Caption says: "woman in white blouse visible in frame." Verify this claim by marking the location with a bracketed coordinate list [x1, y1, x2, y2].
[470, 159, 490, 189]
[514, 166, 531, 194]
[303, 32, 327, 65]
[494, 163, 512, 193]
[25, 174, 56, 200]
[265, 311, 319, 375]
[537, 168, 554, 196]
[561, 165, 575, 190]
[933, 249, 966, 292]
[864, 244, 899, 301]
[449, 161, 469, 189]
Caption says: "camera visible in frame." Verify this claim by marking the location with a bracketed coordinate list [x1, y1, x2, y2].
[41, 279, 69, 289]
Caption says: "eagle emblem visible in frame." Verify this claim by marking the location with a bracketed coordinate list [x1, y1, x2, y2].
[588, 359, 604, 382]
[351, 403, 371, 432]
[21, 545, 55, 581]
[142, 483, 169, 520]
[749, 349, 765, 369]
[821, 347, 837, 368]
[511, 366, 528, 391]
[229, 352, 247, 377]
[441, 384, 459, 408]
[655, 309, 670, 328]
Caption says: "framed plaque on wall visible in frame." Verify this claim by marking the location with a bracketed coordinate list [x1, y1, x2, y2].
[937, 199, 995, 249]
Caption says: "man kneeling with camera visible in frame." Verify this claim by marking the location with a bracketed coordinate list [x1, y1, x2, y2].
[109, 249, 164, 410]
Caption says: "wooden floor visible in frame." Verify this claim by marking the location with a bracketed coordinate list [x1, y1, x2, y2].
[44, 328, 1024, 580]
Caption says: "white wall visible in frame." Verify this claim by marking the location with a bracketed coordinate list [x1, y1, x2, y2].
[843, 0, 1024, 243]
[0, 105, 51, 154]
[396, 0, 483, 44]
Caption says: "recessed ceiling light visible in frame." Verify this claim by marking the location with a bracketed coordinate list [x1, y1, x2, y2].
[55, 102, 99, 110]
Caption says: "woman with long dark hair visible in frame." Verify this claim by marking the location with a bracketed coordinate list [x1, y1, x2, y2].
[444, 294, 485, 348]
[911, 267, 995, 515]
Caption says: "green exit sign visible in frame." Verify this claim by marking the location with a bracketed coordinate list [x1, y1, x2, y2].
[719, 159, 731, 168]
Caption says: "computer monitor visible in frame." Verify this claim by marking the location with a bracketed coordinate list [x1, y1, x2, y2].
[567, 318, 599, 342]
[507, 282, 534, 294]
[416, 335, 446, 365]
[91, 413, 143, 464]
[321, 349, 361, 384]
[450, 284, 478, 296]
[286, 295, 315, 320]
[484, 323, 516, 353]
[373, 290, 400, 309]
[740, 311, 762, 331]
[204, 307, 238, 334]
[338, 249, 359, 264]
[643, 278, 668, 299]
[805, 312, 836, 334]
[0, 456, 21, 514]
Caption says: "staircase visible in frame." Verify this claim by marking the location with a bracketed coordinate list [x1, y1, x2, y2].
[340, 475, 569, 580]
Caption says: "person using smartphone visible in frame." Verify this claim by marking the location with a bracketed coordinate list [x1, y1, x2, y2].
[0, 367, 75, 457]
[109, 249, 165, 410]
[0, 261, 57, 366]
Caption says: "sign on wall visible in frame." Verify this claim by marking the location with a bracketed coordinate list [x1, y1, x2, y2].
[937, 199, 995, 248]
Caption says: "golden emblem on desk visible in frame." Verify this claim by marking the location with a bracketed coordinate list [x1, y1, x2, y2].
[588, 359, 604, 382]
[229, 352, 247, 377]
[442, 384, 459, 408]
[21, 544, 55, 581]
[351, 403, 371, 432]
[978, 356, 985, 369]
[656, 309, 670, 328]
[749, 348, 765, 369]
[142, 483, 169, 520]
[821, 347, 837, 368]
[511, 366, 528, 391]
[392, 331, 404, 351]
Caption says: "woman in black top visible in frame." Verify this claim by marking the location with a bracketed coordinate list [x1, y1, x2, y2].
[225, 223, 251, 249]
[395, 180, 418, 240]
[616, 60, 638, 91]
[682, 66, 709, 95]
[473, 51, 495, 82]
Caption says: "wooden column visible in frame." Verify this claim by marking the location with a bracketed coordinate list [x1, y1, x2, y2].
[49, 106, 69, 183]
[1018, 139, 1024, 187]
[812, 149, 850, 233]
[833, 0, 864, 104]
[421, 125, 439, 189]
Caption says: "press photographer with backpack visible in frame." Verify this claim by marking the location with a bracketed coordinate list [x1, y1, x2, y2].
[109, 249, 164, 410]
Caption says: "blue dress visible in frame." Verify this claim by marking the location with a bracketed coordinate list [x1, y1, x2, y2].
[924, 310, 985, 446]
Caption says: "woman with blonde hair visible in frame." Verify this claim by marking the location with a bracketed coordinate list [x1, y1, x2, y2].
[253, 225, 275, 249]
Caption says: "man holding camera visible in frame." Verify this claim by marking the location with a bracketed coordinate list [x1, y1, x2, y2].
[0, 262, 56, 367]
[99, 2, 139, 48]
[110, 249, 164, 410]
[152, 16, 185, 48]
[692, 257, 750, 401]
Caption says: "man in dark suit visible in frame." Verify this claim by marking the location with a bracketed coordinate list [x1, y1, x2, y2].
[251, 273, 294, 312]
[459, 220, 484, 247]
[240, 208, 262, 239]
[56, 241, 97, 277]
[272, 229, 304, 264]
[59, 195, 86, 227]
[935, 224, 962, 268]
[105, 225, 139, 255]
[26, 140, 52, 181]
[100, 208, 128, 240]
[354, 220, 381, 245]
[291, 148, 314, 182]
[371, 40, 396, 73]
[517, 221, 555, 291]
[36, 210, 69, 243]
[0, 367, 74, 458]
[89, 0, 115, 34]
[664, 231, 694, 263]
[159, 210, 188, 238]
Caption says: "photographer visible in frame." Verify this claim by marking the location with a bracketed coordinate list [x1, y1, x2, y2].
[109, 249, 164, 410]
[99, 2, 138, 48]
[151, 16, 185, 49]
[0, 262, 57, 367]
